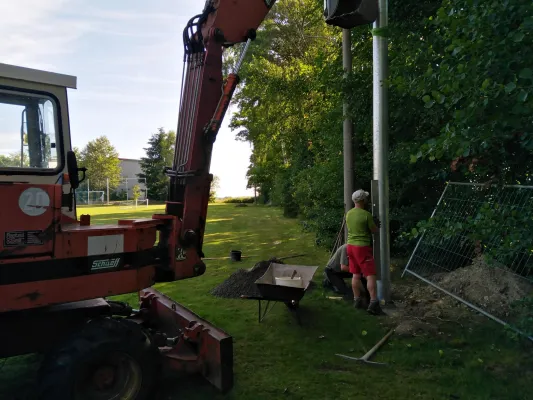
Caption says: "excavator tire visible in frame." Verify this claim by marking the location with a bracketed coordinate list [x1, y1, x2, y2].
[37, 317, 160, 400]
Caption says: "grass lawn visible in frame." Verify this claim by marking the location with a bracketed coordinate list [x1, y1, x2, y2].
[1, 204, 532, 400]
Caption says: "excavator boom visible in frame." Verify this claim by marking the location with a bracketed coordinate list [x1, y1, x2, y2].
[162, 0, 276, 282]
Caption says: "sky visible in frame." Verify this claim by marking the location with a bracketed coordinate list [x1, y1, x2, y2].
[0, 0, 254, 197]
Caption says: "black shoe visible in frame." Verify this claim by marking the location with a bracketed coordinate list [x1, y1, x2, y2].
[367, 300, 384, 315]
[353, 297, 368, 309]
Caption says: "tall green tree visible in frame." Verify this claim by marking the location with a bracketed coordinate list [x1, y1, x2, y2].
[228, 0, 532, 254]
[0, 152, 28, 168]
[230, 0, 443, 249]
[209, 175, 220, 203]
[79, 136, 122, 191]
[138, 128, 176, 201]
[408, 0, 533, 185]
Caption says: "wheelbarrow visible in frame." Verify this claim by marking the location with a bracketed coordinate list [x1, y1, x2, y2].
[241, 263, 318, 324]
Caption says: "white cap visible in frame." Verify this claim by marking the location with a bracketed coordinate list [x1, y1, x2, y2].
[352, 189, 369, 203]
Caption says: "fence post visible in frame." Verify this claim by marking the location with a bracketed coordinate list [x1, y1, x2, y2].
[87, 179, 90, 205]
[107, 178, 110, 205]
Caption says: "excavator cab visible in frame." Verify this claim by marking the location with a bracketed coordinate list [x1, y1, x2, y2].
[0, 63, 78, 216]
[0, 64, 80, 265]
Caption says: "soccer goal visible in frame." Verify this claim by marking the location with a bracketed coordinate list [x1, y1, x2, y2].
[116, 198, 150, 209]
[75, 190, 105, 205]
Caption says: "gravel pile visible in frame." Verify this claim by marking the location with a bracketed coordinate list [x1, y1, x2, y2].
[211, 259, 281, 299]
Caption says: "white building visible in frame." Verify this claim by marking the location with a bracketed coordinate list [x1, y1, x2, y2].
[116, 158, 147, 199]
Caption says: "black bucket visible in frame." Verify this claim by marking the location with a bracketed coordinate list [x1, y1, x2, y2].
[230, 250, 242, 262]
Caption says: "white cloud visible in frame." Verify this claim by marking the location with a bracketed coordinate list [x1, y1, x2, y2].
[0, 1, 172, 71]
[72, 9, 176, 21]
[0, 134, 22, 155]
[99, 74, 181, 85]
[72, 90, 176, 105]
[0, 0, 92, 70]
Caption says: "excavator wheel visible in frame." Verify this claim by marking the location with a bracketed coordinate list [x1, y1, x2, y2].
[37, 317, 161, 400]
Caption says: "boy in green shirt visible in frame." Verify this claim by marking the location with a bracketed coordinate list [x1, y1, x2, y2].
[345, 189, 383, 315]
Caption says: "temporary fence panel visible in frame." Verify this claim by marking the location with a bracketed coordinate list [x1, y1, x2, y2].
[402, 182, 533, 340]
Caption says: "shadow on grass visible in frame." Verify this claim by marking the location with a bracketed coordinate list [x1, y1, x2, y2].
[2, 205, 533, 400]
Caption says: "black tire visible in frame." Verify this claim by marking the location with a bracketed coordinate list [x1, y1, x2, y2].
[37, 317, 160, 400]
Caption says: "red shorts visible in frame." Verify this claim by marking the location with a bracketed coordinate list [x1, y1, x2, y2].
[347, 245, 376, 277]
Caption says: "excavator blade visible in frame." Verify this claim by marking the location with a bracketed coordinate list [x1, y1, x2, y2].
[139, 288, 233, 393]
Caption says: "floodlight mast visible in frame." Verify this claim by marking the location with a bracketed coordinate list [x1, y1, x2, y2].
[324, 0, 390, 302]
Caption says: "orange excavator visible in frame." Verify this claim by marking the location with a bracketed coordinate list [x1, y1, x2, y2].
[0, 1, 376, 398]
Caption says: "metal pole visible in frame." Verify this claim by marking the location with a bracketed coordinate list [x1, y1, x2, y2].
[106, 178, 109, 205]
[373, 0, 390, 302]
[126, 178, 129, 201]
[87, 179, 90, 205]
[343, 28, 354, 241]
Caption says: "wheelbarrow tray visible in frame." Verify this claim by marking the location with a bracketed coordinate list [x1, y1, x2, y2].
[254, 263, 319, 303]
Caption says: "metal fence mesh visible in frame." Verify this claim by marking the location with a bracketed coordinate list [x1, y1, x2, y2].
[403, 182, 533, 337]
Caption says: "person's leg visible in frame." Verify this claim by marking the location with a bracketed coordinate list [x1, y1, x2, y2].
[366, 274, 378, 301]
[325, 268, 348, 294]
[357, 246, 383, 315]
[360, 275, 370, 302]
[339, 271, 352, 279]
[347, 245, 365, 308]
[351, 274, 362, 298]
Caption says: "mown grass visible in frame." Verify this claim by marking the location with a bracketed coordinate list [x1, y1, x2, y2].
[1, 204, 532, 400]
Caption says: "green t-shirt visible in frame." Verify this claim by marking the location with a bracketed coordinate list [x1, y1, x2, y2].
[346, 208, 376, 246]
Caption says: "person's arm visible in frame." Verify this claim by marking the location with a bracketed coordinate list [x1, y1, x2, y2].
[340, 245, 349, 272]
[368, 213, 379, 234]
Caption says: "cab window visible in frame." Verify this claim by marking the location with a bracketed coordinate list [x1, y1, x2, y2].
[0, 89, 60, 171]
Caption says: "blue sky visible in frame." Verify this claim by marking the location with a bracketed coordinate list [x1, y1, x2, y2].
[0, 0, 253, 197]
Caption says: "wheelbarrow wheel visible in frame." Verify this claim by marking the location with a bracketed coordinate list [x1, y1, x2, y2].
[284, 300, 299, 310]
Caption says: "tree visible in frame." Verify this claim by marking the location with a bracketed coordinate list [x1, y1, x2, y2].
[229, 0, 443, 249]
[209, 175, 220, 203]
[132, 184, 142, 207]
[73, 147, 82, 161]
[79, 136, 122, 191]
[0, 152, 28, 168]
[132, 184, 142, 201]
[408, 0, 533, 186]
[138, 128, 176, 201]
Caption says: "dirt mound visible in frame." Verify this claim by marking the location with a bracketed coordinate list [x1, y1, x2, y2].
[434, 256, 533, 318]
[211, 259, 281, 299]
[388, 256, 533, 336]
[388, 280, 473, 337]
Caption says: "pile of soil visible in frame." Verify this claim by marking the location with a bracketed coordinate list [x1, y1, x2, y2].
[388, 256, 533, 336]
[211, 259, 280, 299]
[387, 280, 472, 337]
[434, 255, 533, 318]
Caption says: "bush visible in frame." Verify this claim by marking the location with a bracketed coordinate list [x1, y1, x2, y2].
[110, 190, 127, 201]
[221, 197, 255, 204]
